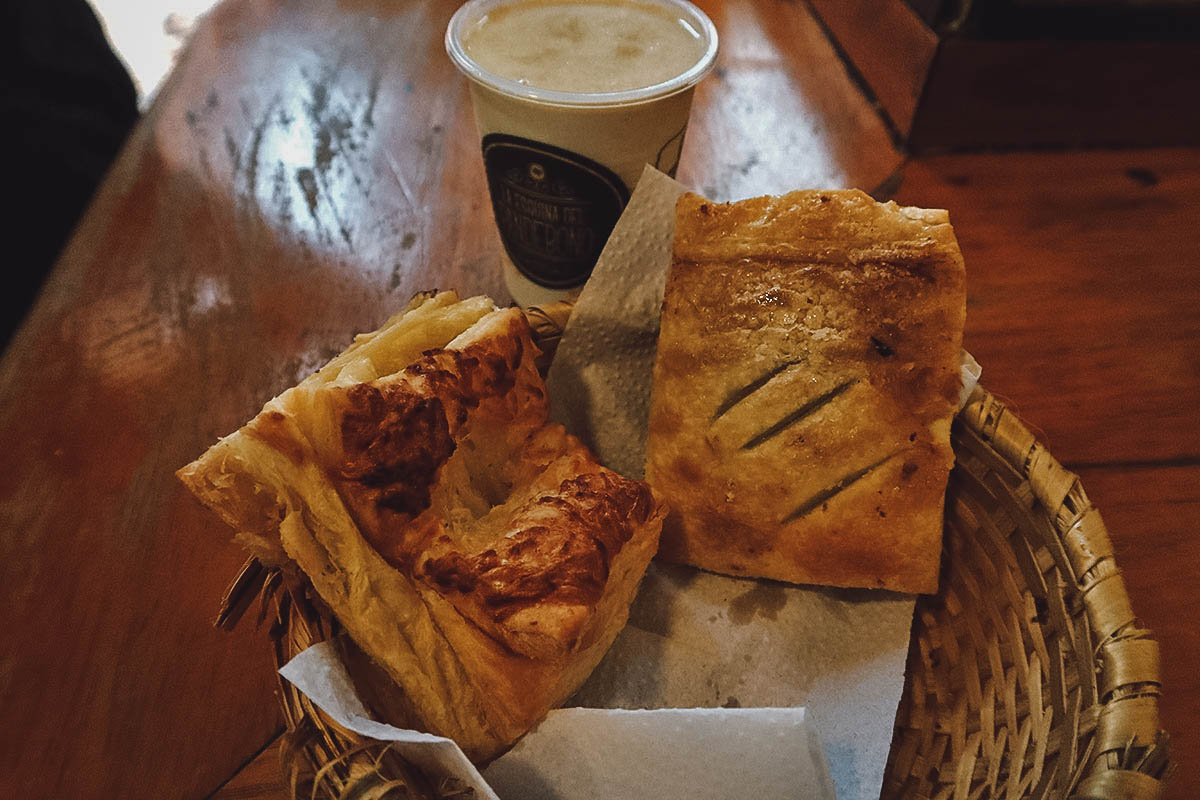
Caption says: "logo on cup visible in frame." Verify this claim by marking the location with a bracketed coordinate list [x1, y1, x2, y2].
[482, 134, 630, 290]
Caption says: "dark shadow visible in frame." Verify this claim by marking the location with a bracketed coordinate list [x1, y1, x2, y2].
[2, 0, 139, 351]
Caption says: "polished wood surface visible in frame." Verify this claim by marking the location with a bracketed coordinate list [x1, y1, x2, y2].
[898, 149, 1200, 467]
[0, 0, 1194, 798]
[806, 0, 937, 136]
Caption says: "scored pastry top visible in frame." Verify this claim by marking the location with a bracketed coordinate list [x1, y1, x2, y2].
[672, 189, 953, 263]
[647, 190, 966, 594]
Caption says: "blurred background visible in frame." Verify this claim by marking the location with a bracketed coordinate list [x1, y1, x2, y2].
[89, 0, 219, 105]
[807, 0, 1200, 152]
[2, 0, 216, 349]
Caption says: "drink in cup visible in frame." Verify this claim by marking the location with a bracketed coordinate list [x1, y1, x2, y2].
[446, 0, 718, 306]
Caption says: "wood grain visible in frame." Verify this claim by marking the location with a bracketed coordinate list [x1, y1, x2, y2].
[0, 1, 483, 797]
[210, 744, 286, 800]
[896, 149, 1200, 467]
[806, 0, 938, 136]
[684, 0, 904, 199]
[0, 0, 900, 797]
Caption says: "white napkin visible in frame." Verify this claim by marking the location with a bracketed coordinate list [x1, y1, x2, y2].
[485, 707, 835, 800]
[279, 642, 835, 800]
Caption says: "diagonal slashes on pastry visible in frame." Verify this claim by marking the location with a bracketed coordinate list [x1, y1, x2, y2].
[645, 191, 965, 594]
[178, 292, 666, 762]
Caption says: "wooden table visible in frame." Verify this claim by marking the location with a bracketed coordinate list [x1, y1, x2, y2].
[1, 1, 1195, 798]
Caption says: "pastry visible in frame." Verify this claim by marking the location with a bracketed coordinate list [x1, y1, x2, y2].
[179, 293, 665, 761]
[645, 190, 965, 594]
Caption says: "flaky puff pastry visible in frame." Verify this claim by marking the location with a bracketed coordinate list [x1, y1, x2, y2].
[646, 191, 965, 594]
[179, 293, 665, 762]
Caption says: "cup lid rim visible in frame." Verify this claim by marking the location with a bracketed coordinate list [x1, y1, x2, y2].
[445, 0, 719, 108]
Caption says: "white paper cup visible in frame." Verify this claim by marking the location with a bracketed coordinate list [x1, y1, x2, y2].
[446, 0, 718, 306]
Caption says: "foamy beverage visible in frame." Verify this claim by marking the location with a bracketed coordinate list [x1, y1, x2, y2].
[446, 0, 718, 306]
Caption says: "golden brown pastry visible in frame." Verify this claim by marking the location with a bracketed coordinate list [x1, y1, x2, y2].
[645, 190, 965, 594]
[179, 292, 665, 761]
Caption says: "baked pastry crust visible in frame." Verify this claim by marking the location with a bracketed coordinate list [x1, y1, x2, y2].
[179, 294, 665, 761]
[645, 190, 965, 594]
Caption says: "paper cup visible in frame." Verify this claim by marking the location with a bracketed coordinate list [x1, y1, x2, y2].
[446, 0, 718, 306]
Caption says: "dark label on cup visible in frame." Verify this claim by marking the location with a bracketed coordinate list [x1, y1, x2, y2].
[482, 133, 630, 289]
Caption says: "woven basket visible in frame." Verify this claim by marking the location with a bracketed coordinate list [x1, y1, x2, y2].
[218, 302, 1170, 800]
